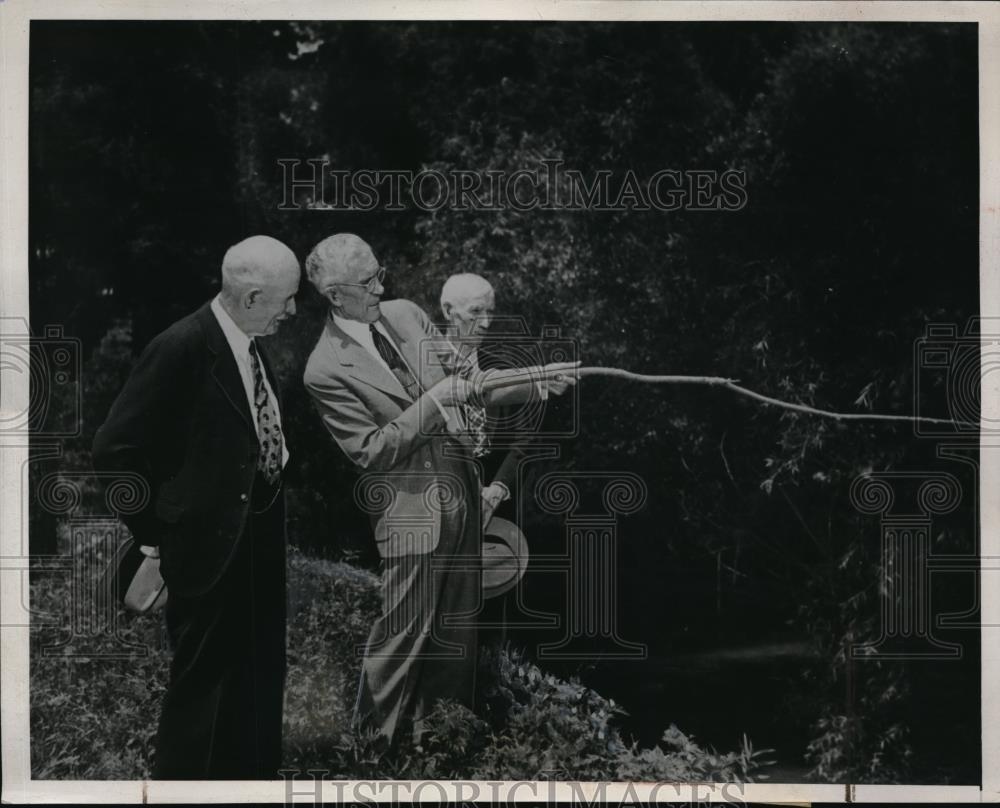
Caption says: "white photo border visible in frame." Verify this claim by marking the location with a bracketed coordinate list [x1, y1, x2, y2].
[2, 0, 998, 803]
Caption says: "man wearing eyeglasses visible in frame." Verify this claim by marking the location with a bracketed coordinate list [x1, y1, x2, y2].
[303, 233, 576, 744]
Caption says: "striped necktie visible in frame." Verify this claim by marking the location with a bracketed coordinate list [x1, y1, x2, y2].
[369, 324, 420, 400]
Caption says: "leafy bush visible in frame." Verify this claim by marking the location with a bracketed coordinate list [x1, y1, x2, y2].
[31, 540, 770, 782]
[317, 647, 773, 781]
[472, 647, 773, 782]
[798, 529, 915, 783]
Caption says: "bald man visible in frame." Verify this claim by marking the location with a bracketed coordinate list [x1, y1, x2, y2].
[93, 235, 300, 778]
[303, 234, 576, 744]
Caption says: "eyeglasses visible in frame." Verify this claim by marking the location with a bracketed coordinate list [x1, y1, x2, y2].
[329, 265, 387, 294]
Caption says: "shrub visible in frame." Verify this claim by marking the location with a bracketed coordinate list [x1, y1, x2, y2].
[319, 647, 774, 781]
[31, 539, 771, 782]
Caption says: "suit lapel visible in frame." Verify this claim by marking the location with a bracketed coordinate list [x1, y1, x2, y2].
[380, 306, 474, 443]
[381, 307, 449, 392]
[325, 318, 412, 403]
[197, 304, 254, 428]
[322, 306, 473, 448]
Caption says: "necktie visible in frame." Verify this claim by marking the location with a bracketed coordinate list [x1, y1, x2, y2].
[369, 324, 420, 400]
[464, 402, 490, 458]
[248, 340, 283, 484]
[455, 353, 490, 458]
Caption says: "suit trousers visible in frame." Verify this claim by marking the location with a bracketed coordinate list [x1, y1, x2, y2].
[353, 466, 483, 744]
[152, 480, 286, 779]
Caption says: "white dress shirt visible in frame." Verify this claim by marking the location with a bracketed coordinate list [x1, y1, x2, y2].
[210, 295, 289, 468]
[332, 313, 404, 378]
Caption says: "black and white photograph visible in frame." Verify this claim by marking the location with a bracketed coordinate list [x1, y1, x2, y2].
[2, 0, 999, 802]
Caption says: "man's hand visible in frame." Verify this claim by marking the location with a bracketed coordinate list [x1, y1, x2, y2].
[428, 375, 477, 406]
[481, 482, 509, 528]
[541, 361, 580, 396]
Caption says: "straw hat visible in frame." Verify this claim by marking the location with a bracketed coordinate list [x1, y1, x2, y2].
[481, 516, 529, 598]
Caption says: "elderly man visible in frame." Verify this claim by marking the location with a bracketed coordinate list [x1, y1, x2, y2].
[303, 234, 575, 743]
[93, 235, 299, 779]
[439, 272, 572, 527]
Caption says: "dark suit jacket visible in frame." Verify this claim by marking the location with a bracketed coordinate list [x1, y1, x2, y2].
[92, 302, 282, 597]
[477, 341, 542, 503]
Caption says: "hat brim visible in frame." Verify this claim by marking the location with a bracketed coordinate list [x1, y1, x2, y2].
[482, 516, 529, 599]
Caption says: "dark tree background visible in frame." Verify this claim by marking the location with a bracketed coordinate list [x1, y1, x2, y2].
[29, 20, 980, 782]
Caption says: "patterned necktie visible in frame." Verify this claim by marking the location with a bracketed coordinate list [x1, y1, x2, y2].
[464, 403, 490, 457]
[457, 352, 490, 458]
[248, 340, 283, 484]
[369, 324, 420, 400]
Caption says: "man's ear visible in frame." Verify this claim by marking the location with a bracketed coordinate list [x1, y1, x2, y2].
[441, 301, 453, 319]
[243, 288, 262, 309]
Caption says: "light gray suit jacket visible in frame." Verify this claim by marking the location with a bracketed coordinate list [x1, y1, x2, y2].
[305, 299, 532, 558]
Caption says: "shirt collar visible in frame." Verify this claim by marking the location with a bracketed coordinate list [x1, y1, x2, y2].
[210, 295, 252, 358]
[332, 311, 390, 344]
[446, 337, 479, 373]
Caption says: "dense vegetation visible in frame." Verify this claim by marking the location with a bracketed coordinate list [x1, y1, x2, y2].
[29, 21, 979, 781]
[31, 544, 771, 781]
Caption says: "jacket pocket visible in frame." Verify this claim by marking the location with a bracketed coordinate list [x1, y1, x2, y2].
[374, 490, 440, 557]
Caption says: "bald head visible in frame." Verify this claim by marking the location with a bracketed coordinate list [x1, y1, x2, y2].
[440, 272, 495, 349]
[219, 235, 300, 337]
[222, 235, 299, 294]
[440, 273, 494, 313]
[306, 233, 385, 323]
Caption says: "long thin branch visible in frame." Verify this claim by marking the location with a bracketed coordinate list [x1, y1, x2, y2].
[478, 366, 979, 430]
